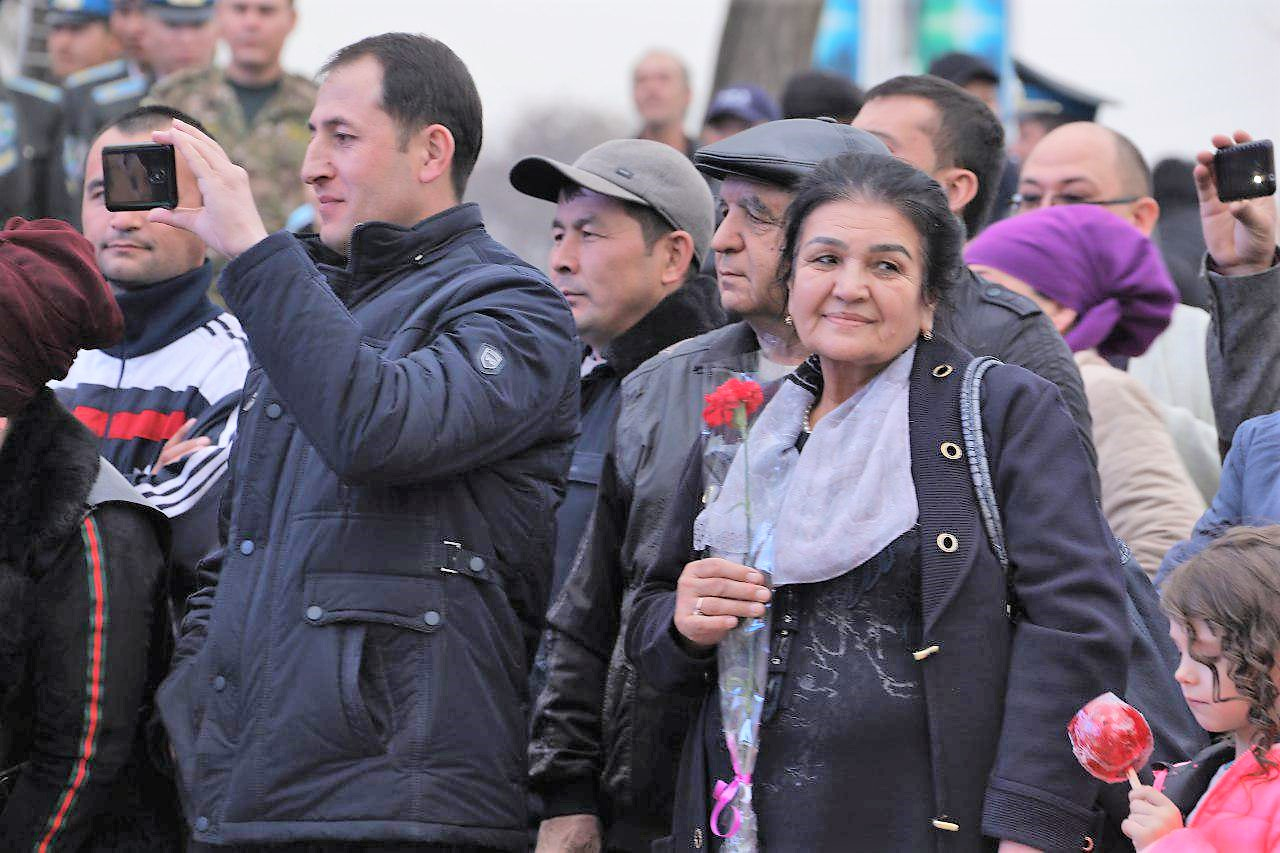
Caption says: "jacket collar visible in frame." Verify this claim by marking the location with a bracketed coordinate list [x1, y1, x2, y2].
[0, 390, 100, 563]
[704, 320, 762, 365]
[104, 261, 219, 358]
[301, 203, 486, 285]
[602, 274, 726, 378]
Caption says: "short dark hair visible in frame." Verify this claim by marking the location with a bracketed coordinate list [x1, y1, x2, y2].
[781, 69, 864, 123]
[777, 152, 963, 306]
[321, 33, 483, 197]
[93, 104, 213, 147]
[864, 75, 1005, 236]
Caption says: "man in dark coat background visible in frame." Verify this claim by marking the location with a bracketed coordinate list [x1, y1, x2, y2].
[151, 33, 580, 851]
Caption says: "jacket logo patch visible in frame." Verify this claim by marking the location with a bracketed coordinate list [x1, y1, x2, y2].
[477, 344, 505, 375]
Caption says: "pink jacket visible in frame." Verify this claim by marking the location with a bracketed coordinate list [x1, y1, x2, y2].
[1149, 745, 1280, 851]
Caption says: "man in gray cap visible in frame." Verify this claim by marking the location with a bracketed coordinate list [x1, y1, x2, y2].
[510, 138, 723, 624]
[529, 116, 1095, 853]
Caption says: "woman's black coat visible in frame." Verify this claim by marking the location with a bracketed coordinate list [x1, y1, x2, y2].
[0, 390, 180, 850]
[627, 336, 1131, 853]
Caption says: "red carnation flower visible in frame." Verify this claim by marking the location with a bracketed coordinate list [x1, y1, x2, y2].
[702, 377, 764, 428]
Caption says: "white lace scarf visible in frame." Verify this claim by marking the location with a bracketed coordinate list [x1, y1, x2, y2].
[694, 345, 918, 586]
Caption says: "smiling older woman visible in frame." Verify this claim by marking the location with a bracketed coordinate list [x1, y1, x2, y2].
[626, 153, 1131, 853]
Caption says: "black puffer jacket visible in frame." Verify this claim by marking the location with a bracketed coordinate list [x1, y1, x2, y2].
[0, 390, 180, 851]
[528, 266, 1095, 852]
[156, 205, 580, 850]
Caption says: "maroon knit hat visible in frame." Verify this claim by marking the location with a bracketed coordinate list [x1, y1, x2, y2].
[0, 217, 123, 416]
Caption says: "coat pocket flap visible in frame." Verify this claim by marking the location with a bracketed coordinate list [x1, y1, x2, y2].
[303, 572, 445, 633]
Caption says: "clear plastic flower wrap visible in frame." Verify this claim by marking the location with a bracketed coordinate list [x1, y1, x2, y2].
[693, 371, 792, 852]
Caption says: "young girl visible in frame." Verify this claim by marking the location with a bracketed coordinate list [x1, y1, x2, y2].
[1123, 525, 1280, 851]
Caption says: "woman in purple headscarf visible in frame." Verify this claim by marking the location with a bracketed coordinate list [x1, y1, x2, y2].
[965, 204, 1205, 577]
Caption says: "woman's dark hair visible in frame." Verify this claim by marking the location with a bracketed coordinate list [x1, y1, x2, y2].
[1162, 525, 1280, 775]
[776, 152, 963, 306]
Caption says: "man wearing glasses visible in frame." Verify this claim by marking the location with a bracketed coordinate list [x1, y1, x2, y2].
[1017, 121, 1220, 501]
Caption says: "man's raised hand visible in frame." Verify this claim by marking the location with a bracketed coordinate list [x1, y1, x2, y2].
[148, 119, 271, 260]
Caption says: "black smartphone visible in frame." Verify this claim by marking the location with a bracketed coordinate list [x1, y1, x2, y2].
[1214, 139, 1276, 203]
[102, 143, 179, 211]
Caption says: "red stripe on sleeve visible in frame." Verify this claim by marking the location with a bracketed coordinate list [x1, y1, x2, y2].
[35, 517, 108, 853]
[71, 406, 109, 437]
[70, 407, 188, 442]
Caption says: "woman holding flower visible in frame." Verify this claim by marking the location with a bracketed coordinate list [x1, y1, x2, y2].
[627, 154, 1131, 852]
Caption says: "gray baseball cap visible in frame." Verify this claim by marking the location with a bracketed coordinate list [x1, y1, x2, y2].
[510, 138, 715, 265]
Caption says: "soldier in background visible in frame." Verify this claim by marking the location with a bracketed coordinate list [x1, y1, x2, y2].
[0, 73, 70, 221]
[142, 0, 218, 82]
[109, 0, 152, 78]
[145, 0, 316, 232]
[45, 0, 121, 81]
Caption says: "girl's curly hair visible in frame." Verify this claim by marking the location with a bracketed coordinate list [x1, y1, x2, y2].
[1162, 525, 1280, 774]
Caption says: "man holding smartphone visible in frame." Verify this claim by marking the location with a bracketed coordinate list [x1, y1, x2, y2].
[53, 105, 250, 615]
[1192, 130, 1280, 450]
[150, 32, 579, 852]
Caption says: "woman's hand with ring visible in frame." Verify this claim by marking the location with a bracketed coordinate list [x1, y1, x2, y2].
[674, 558, 771, 651]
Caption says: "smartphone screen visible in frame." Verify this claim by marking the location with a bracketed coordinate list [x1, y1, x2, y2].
[102, 143, 179, 211]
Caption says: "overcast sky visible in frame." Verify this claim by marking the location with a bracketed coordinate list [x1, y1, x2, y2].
[281, 0, 1280, 168]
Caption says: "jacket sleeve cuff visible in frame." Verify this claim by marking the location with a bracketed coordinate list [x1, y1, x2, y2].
[1203, 248, 1280, 285]
[218, 230, 304, 308]
[534, 777, 601, 820]
[981, 775, 1104, 852]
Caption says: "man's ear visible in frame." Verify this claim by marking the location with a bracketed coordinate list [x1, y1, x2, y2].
[658, 230, 696, 288]
[1130, 197, 1160, 237]
[934, 166, 979, 217]
[415, 123, 456, 194]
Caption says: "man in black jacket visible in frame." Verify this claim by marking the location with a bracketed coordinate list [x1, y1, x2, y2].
[511, 138, 723, 852]
[529, 117, 1093, 853]
[150, 33, 580, 850]
[510, 138, 722, 614]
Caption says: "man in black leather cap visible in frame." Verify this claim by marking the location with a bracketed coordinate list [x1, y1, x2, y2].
[529, 117, 1094, 853]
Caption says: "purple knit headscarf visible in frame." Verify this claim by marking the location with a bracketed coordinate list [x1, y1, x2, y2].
[964, 205, 1177, 358]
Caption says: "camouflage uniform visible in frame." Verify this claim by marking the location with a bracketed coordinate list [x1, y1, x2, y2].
[0, 74, 71, 221]
[60, 59, 150, 224]
[145, 66, 317, 232]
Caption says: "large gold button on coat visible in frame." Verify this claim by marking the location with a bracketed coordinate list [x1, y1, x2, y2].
[932, 818, 960, 832]
[932, 364, 954, 378]
[940, 442, 962, 460]
[936, 533, 959, 553]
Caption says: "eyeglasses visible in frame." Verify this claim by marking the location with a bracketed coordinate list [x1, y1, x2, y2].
[1009, 192, 1141, 214]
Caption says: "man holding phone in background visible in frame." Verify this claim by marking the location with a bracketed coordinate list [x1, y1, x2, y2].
[1189, 130, 1280, 451]
[52, 104, 250, 614]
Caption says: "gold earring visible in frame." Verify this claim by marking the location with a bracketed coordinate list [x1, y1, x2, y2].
[784, 314, 794, 327]
[921, 328, 933, 341]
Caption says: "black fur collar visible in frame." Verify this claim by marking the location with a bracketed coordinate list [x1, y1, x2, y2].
[603, 273, 726, 378]
[0, 389, 101, 565]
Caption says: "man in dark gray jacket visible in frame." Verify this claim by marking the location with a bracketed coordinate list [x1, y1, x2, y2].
[151, 34, 580, 851]
[1190, 129, 1280, 454]
[529, 117, 1092, 853]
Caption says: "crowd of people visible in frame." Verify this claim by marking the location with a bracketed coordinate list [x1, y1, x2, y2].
[1, 3, 1280, 852]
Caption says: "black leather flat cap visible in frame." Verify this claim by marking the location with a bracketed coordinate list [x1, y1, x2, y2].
[693, 117, 890, 188]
